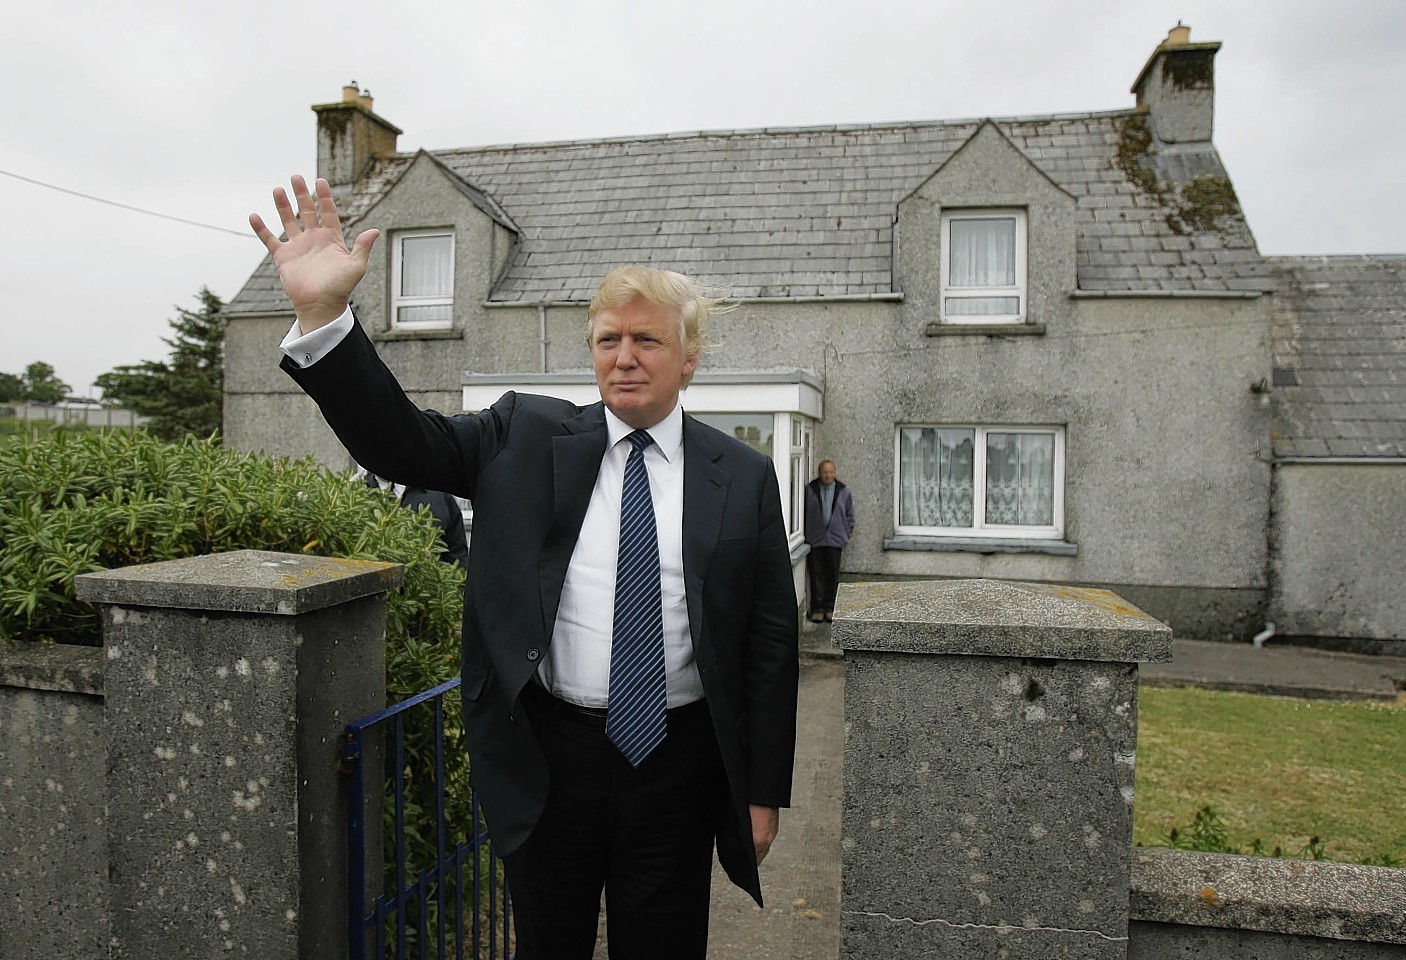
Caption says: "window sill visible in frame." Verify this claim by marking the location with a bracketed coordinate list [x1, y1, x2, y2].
[373, 327, 463, 342]
[884, 536, 1077, 556]
[924, 322, 1045, 337]
[790, 540, 812, 564]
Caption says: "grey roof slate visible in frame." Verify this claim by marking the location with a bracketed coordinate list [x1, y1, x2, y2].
[1269, 256, 1406, 459]
[228, 109, 1264, 316]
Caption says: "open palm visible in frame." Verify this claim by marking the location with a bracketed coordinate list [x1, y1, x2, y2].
[249, 175, 380, 331]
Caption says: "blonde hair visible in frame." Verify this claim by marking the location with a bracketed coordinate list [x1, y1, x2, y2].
[586, 265, 716, 363]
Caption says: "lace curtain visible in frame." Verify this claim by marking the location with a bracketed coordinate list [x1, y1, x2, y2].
[899, 428, 975, 528]
[985, 433, 1053, 526]
[900, 428, 1054, 529]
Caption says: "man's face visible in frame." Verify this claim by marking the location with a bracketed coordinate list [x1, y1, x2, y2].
[590, 296, 698, 429]
[819, 462, 836, 484]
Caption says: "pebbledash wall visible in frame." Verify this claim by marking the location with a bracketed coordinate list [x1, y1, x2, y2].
[0, 551, 396, 960]
[3, 555, 1401, 958]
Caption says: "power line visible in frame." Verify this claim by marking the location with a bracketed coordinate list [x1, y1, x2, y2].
[0, 167, 250, 238]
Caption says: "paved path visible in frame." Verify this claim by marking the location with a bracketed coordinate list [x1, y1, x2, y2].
[704, 655, 843, 960]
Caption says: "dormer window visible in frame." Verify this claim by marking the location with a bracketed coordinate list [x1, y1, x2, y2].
[941, 209, 1026, 324]
[392, 230, 454, 329]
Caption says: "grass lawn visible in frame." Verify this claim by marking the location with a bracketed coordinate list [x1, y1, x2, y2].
[1134, 685, 1406, 865]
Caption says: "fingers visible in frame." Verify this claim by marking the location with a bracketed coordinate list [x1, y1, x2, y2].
[248, 213, 280, 254]
[314, 177, 342, 234]
[350, 228, 381, 269]
[292, 174, 320, 230]
[749, 804, 780, 865]
[273, 184, 299, 236]
[257, 176, 347, 250]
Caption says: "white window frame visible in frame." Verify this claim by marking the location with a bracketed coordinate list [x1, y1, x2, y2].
[689, 411, 815, 553]
[893, 424, 1064, 539]
[940, 208, 1027, 324]
[789, 417, 814, 545]
[391, 230, 455, 330]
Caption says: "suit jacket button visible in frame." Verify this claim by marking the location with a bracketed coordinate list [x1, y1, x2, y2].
[526, 648, 540, 662]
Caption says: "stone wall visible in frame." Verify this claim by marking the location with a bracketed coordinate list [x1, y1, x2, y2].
[0, 643, 108, 958]
[1129, 849, 1405, 959]
[0, 551, 399, 960]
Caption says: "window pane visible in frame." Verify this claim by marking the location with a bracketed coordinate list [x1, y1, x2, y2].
[949, 218, 1016, 287]
[899, 427, 974, 527]
[692, 413, 773, 457]
[401, 235, 453, 297]
[944, 296, 1021, 316]
[985, 433, 1054, 526]
[397, 304, 453, 325]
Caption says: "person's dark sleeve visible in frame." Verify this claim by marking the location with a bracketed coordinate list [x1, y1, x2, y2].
[744, 462, 800, 808]
[282, 318, 518, 501]
[438, 492, 469, 570]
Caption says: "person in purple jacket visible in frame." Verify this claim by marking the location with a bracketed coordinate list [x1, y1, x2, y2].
[803, 460, 856, 623]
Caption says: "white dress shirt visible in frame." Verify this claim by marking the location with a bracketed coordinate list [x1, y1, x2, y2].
[539, 402, 701, 708]
[280, 310, 702, 709]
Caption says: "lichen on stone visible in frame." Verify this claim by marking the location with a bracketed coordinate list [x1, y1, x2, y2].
[1115, 114, 1160, 198]
[1173, 175, 1240, 233]
[1164, 50, 1215, 91]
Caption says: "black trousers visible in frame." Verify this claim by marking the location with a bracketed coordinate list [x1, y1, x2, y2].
[504, 684, 725, 960]
[806, 545, 843, 614]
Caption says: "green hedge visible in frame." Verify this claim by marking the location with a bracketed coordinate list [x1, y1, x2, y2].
[1, 428, 471, 891]
[0, 429, 461, 681]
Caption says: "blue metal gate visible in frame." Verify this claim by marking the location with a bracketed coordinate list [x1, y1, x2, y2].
[343, 677, 513, 959]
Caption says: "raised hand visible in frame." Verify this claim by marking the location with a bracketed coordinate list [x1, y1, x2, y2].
[249, 175, 380, 332]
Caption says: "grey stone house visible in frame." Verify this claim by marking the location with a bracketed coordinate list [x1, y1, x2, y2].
[224, 26, 1405, 651]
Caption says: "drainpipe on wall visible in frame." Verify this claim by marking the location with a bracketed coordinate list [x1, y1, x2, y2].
[1252, 622, 1276, 649]
[538, 301, 548, 373]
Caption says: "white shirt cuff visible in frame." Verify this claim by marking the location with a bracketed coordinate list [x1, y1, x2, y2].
[279, 307, 355, 368]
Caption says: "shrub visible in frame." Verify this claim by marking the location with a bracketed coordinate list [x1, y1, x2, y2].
[0, 429, 472, 905]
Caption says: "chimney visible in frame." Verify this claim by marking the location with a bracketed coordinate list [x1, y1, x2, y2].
[1131, 24, 1221, 144]
[312, 81, 403, 193]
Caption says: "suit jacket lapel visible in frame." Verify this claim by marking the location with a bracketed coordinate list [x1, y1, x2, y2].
[681, 414, 730, 650]
[541, 403, 609, 640]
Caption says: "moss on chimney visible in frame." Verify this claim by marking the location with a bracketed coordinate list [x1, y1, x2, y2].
[1164, 49, 1215, 90]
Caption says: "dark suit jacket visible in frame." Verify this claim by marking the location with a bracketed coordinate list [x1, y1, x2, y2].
[285, 322, 798, 904]
[363, 473, 469, 569]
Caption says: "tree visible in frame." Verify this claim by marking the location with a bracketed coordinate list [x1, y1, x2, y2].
[96, 287, 225, 441]
[20, 362, 70, 404]
[0, 372, 22, 403]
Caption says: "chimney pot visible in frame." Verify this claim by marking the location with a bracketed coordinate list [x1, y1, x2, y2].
[1166, 23, 1191, 46]
[342, 82, 360, 104]
[358, 90, 373, 111]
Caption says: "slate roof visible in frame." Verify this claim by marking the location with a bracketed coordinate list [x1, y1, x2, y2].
[1269, 256, 1406, 459]
[227, 109, 1267, 316]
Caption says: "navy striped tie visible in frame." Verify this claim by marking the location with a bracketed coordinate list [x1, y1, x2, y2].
[607, 429, 667, 766]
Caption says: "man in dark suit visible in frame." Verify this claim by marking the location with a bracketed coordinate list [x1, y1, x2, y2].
[362, 471, 469, 570]
[252, 175, 798, 959]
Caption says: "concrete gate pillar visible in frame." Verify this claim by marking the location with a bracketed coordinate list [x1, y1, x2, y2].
[836, 579, 1172, 959]
[76, 550, 401, 960]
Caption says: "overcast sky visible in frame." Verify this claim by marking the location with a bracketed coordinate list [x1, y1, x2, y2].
[3, 0, 1402, 397]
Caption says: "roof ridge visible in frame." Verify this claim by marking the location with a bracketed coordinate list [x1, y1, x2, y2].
[412, 107, 1138, 157]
